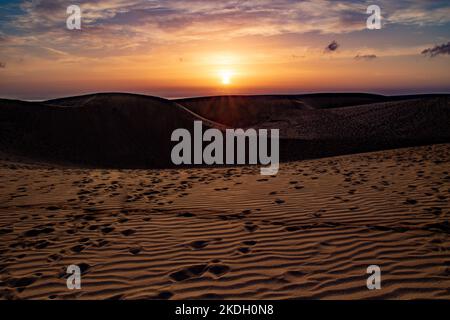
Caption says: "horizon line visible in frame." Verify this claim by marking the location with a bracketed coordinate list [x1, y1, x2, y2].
[2, 90, 450, 103]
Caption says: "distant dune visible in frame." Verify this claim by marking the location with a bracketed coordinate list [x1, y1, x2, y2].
[0, 92, 449, 167]
[176, 93, 389, 127]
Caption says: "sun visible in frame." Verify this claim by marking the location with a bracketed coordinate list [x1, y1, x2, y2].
[219, 70, 234, 85]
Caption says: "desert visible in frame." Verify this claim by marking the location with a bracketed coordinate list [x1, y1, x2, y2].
[0, 93, 449, 299]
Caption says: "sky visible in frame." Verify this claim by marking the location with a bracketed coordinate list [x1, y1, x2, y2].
[0, 0, 449, 100]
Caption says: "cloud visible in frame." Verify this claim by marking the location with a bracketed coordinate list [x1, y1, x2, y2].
[421, 42, 450, 57]
[4, 1, 450, 42]
[354, 54, 377, 60]
[0, 0, 449, 62]
[387, 5, 450, 26]
[325, 40, 339, 52]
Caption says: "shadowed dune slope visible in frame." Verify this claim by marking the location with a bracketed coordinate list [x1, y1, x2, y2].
[177, 95, 450, 160]
[256, 97, 450, 140]
[0, 93, 449, 167]
[177, 94, 450, 160]
[281, 97, 450, 160]
[175, 93, 412, 127]
[0, 93, 215, 167]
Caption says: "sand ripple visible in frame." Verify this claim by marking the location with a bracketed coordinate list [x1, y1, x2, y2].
[0, 144, 449, 299]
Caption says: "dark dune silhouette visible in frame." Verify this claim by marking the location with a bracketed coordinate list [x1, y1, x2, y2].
[177, 94, 450, 160]
[176, 93, 447, 127]
[0, 92, 449, 167]
[176, 93, 389, 127]
[0, 93, 217, 167]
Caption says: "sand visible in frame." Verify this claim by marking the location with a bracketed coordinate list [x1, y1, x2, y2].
[0, 143, 449, 300]
[1, 94, 449, 167]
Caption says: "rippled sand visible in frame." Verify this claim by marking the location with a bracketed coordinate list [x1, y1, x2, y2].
[0, 144, 449, 299]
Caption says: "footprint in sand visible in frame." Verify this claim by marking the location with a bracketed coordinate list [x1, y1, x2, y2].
[71, 244, 85, 253]
[96, 239, 109, 247]
[101, 226, 115, 234]
[189, 240, 209, 249]
[129, 247, 142, 255]
[178, 212, 196, 218]
[0, 228, 13, 235]
[424, 207, 442, 216]
[155, 291, 173, 300]
[23, 226, 55, 237]
[5, 276, 37, 292]
[237, 247, 250, 254]
[404, 198, 418, 205]
[170, 264, 209, 281]
[35, 240, 50, 249]
[244, 223, 259, 233]
[78, 263, 91, 274]
[208, 264, 230, 277]
[48, 253, 62, 262]
[121, 229, 136, 236]
[46, 206, 60, 211]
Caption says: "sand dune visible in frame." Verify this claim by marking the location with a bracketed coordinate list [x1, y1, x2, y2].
[176, 93, 393, 127]
[0, 93, 449, 167]
[0, 93, 218, 168]
[175, 93, 445, 127]
[0, 144, 449, 299]
[1, 93, 449, 300]
[178, 94, 450, 161]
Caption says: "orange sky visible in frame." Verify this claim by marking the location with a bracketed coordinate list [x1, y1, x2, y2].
[0, 1, 449, 99]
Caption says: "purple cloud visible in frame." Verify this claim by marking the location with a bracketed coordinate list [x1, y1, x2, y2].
[325, 40, 339, 52]
[421, 42, 450, 57]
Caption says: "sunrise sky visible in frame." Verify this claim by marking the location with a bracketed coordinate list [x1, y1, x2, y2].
[0, 0, 449, 100]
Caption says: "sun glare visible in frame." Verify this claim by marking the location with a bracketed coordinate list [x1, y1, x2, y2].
[219, 70, 233, 85]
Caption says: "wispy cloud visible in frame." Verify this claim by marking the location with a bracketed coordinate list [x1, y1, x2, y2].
[388, 5, 450, 26]
[421, 42, 450, 57]
[2, 0, 450, 54]
[354, 54, 377, 60]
